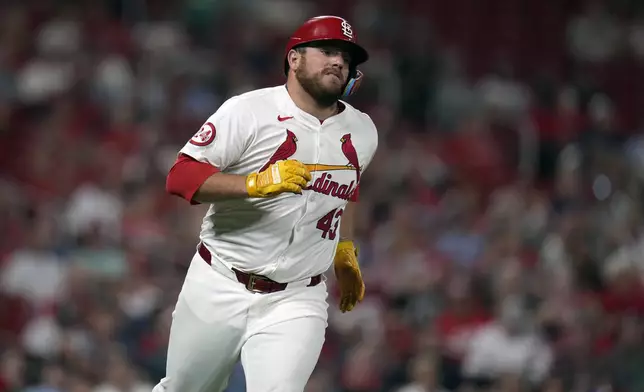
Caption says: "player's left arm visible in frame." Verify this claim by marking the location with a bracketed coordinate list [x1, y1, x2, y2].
[339, 201, 357, 241]
[335, 200, 364, 312]
[335, 202, 365, 313]
[334, 115, 377, 312]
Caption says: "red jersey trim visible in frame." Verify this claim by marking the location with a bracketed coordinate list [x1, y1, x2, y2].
[349, 185, 359, 202]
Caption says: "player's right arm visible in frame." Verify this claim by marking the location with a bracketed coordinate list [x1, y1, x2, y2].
[165, 98, 311, 203]
[189, 159, 311, 202]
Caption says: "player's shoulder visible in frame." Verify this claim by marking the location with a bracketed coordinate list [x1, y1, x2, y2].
[340, 100, 378, 137]
[213, 86, 282, 116]
[224, 86, 283, 107]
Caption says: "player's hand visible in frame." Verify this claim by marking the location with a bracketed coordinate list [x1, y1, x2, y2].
[246, 160, 312, 198]
[333, 240, 365, 313]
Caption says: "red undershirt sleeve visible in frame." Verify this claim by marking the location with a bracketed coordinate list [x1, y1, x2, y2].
[166, 153, 220, 205]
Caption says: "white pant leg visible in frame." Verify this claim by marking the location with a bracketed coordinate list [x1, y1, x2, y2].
[153, 252, 253, 392]
[241, 283, 329, 392]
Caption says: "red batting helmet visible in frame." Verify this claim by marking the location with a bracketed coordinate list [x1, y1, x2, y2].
[284, 16, 369, 98]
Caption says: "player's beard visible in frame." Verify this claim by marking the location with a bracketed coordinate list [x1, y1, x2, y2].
[295, 59, 345, 107]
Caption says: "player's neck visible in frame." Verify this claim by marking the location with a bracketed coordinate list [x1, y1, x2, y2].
[285, 80, 338, 122]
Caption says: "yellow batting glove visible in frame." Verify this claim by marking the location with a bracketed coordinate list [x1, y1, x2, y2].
[334, 240, 365, 313]
[246, 160, 312, 198]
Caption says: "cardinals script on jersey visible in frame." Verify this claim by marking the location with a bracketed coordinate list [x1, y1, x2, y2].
[179, 85, 378, 282]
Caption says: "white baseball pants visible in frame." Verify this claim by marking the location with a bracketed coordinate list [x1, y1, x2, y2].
[152, 250, 329, 392]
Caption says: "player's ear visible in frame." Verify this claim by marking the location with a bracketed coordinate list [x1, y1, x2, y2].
[287, 49, 302, 71]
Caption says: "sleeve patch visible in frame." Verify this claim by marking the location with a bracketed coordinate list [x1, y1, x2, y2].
[189, 122, 216, 146]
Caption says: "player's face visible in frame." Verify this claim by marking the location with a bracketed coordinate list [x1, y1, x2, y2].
[294, 45, 351, 107]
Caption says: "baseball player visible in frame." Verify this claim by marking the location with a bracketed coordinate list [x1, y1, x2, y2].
[157, 15, 378, 392]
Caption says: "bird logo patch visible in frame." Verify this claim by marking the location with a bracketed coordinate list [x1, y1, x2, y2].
[339, 133, 361, 183]
[259, 130, 298, 172]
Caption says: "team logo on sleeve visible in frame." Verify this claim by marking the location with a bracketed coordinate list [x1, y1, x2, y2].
[189, 122, 216, 146]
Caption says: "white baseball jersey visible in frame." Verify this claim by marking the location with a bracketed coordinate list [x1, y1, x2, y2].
[179, 85, 378, 283]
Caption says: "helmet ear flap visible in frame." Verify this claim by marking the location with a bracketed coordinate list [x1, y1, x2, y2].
[342, 69, 363, 98]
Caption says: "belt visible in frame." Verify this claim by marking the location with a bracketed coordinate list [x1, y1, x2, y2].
[198, 243, 322, 294]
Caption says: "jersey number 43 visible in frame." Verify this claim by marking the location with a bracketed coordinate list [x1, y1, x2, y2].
[316, 208, 344, 240]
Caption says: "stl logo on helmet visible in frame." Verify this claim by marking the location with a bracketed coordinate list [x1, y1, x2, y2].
[340, 20, 353, 39]
[190, 122, 216, 146]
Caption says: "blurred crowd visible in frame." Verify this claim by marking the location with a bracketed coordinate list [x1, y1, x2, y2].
[1, 0, 644, 391]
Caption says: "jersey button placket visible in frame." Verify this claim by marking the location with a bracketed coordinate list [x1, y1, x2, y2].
[269, 122, 320, 275]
